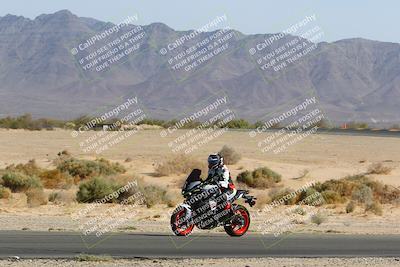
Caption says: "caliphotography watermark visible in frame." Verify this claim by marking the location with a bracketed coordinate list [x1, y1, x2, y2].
[166, 184, 234, 248]
[251, 181, 327, 251]
[159, 94, 236, 154]
[249, 14, 324, 74]
[71, 14, 147, 77]
[71, 179, 146, 247]
[249, 95, 326, 154]
[159, 14, 238, 82]
[254, 181, 325, 237]
[70, 97, 147, 155]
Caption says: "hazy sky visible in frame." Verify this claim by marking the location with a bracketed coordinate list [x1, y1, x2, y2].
[1, 0, 399, 43]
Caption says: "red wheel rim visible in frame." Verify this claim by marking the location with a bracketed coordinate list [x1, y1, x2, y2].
[174, 209, 194, 235]
[231, 208, 249, 235]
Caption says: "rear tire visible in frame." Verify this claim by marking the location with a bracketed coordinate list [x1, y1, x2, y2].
[170, 207, 194, 236]
[224, 204, 250, 237]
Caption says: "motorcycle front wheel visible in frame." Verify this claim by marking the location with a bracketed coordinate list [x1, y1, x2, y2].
[171, 207, 194, 236]
[224, 204, 250, 237]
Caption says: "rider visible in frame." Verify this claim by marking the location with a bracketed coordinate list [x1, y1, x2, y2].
[206, 154, 237, 209]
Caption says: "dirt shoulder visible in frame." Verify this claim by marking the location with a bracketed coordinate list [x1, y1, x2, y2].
[1, 203, 400, 235]
[1, 257, 399, 267]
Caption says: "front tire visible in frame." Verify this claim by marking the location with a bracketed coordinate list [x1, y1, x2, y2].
[224, 204, 250, 237]
[170, 207, 194, 236]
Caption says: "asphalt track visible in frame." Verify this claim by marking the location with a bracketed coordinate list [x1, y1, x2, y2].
[0, 231, 399, 259]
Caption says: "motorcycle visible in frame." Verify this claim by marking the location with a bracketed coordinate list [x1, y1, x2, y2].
[170, 169, 256, 236]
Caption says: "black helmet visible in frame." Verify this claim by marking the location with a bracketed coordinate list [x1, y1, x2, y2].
[208, 154, 223, 169]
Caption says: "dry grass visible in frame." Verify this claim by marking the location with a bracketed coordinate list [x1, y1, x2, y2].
[75, 254, 113, 262]
[254, 193, 270, 209]
[351, 184, 373, 204]
[311, 213, 326, 225]
[39, 169, 74, 189]
[154, 155, 206, 177]
[57, 157, 126, 181]
[1, 172, 42, 192]
[0, 185, 11, 199]
[48, 189, 78, 204]
[74, 174, 180, 208]
[26, 188, 48, 207]
[367, 163, 393, 175]
[365, 201, 383, 216]
[293, 206, 307, 215]
[293, 169, 309, 180]
[5, 159, 43, 176]
[140, 184, 182, 208]
[76, 177, 121, 203]
[311, 174, 400, 205]
[219, 145, 241, 165]
[321, 190, 346, 204]
[346, 201, 356, 213]
[237, 167, 281, 189]
[268, 188, 298, 205]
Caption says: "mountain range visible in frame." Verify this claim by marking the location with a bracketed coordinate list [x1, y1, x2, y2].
[0, 10, 399, 125]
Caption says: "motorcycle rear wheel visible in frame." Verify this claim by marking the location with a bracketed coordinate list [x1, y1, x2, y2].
[224, 204, 250, 237]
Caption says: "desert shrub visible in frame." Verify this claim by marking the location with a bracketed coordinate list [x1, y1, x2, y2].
[39, 169, 74, 189]
[57, 150, 71, 157]
[254, 193, 270, 209]
[76, 177, 121, 203]
[297, 187, 320, 205]
[49, 190, 76, 204]
[237, 170, 253, 185]
[365, 201, 383, 216]
[5, 159, 43, 176]
[293, 206, 306, 215]
[268, 188, 298, 205]
[141, 185, 168, 208]
[253, 167, 282, 185]
[76, 174, 181, 207]
[311, 213, 326, 225]
[57, 158, 126, 180]
[352, 184, 373, 204]
[312, 174, 398, 205]
[64, 122, 76, 129]
[218, 145, 241, 165]
[316, 178, 358, 197]
[225, 119, 252, 129]
[114, 176, 178, 207]
[0, 185, 11, 199]
[48, 192, 60, 203]
[155, 155, 206, 177]
[347, 121, 369, 129]
[163, 191, 181, 208]
[346, 201, 356, 213]
[237, 167, 281, 188]
[378, 186, 400, 204]
[367, 163, 393, 175]
[1, 172, 42, 192]
[53, 150, 73, 166]
[321, 190, 345, 204]
[26, 188, 48, 207]
[0, 114, 64, 130]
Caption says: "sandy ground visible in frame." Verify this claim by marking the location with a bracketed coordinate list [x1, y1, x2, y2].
[0, 202, 400, 235]
[0, 129, 399, 235]
[0, 257, 399, 267]
[0, 129, 399, 187]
